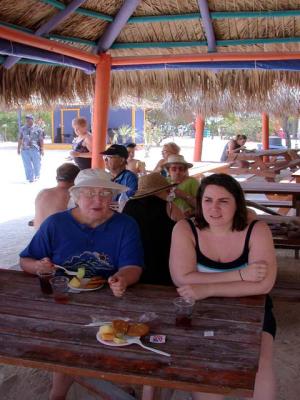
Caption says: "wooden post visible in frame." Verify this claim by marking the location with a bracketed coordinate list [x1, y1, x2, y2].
[262, 112, 269, 163]
[92, 54, 111, 168]
[193, 115, 205, 161]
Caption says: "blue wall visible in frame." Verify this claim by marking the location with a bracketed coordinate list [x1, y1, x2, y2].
[53, 106, 144, 144]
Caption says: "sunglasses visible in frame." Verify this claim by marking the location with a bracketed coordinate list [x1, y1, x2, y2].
[80, 189, 112, 198]
[169, 165, 186, 172]
[103, 155, 120, 161]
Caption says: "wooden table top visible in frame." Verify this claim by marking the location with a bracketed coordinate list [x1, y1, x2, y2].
[0, 269, 266, 397]
[240, 181, 300, 196]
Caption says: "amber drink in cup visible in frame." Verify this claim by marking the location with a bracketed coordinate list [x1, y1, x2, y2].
[173, 297, 195, 327]
[37, 269, 55, 295]
[50, 276, 69, 303]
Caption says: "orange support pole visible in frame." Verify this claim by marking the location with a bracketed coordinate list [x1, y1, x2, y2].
[112, 51, 300, 66]
[262, 112, 269, 150]
[193, 115, 205, 162]
[92, 54, 111, 169]
[262, 112, 269, 163]
[0, 26, 99, 64]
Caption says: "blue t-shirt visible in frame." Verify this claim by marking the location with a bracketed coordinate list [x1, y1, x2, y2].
[20, 210, 144, 278]
[113, 169, 138, 200]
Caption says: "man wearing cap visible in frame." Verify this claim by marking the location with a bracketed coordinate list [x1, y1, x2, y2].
[33, 163, 80, 229]
[100, 144, 138, 199]
[17, 114, 44, 182]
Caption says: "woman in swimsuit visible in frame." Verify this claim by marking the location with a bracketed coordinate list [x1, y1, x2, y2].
[70, 117, 92, 170]
[170, 173, 277, 400]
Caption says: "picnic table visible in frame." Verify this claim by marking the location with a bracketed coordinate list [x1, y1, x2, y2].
[189, 161, 229, 179]
[292, 169, 300, 183]
[229, 149, 300, 179]
[241, 181, 300, 216]
[0, 269, 266, 398]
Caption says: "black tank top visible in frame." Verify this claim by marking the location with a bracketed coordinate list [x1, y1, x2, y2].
[186, 219, 258, 271]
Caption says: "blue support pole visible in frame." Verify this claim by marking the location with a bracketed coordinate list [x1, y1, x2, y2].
[197, 0, 216, 53]
[96, 0, 141, 53]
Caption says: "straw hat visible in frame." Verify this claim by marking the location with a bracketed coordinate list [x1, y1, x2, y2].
[133, 172, 174, 199]
[69, 168, 128, 195]
[162, 154, 193, 169]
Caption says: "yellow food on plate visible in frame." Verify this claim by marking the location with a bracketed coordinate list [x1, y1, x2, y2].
[99, 324, 114, 335]
[113, 337, 127, 344]
[101, 332, 115, 341]
[69, 276, 81, 288]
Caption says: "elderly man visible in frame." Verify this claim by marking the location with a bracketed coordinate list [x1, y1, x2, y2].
[17, 114, 44, 182]
[100, 144, 138, 199]
[34, 163, 80, 229]
[19, 168, 144, 400]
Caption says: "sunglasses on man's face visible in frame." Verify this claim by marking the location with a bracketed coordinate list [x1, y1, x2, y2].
[80, 189, 113, 199]
[169, 165, 186, 172]
[103, 155, 120, 161]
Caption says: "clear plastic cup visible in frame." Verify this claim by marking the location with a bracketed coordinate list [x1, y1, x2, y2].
[50, 276, 69, 304]
[36, 269, 55, 295]
[173, 297, 195, 327]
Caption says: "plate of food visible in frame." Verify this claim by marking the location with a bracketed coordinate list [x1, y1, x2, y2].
[96, 319, 149, 347]
[96, 320, 170, 356]
[68, 276, 106, 292]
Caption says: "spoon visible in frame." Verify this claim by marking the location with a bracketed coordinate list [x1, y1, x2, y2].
[127, 337, 171, 357]
[54, 265, 77, 276]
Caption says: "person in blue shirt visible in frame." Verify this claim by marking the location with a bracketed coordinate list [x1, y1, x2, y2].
[17, 114, 44, 182]
[100, 144, 138, 200]
[19, 168, 143, 399]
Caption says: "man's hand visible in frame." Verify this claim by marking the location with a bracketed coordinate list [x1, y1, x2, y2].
[108, 275, 127, 297]
[36, 257, 54, 273]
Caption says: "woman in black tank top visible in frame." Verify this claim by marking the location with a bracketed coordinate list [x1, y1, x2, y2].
[170, 174, 277, 400]
[70, 117, 92, 170]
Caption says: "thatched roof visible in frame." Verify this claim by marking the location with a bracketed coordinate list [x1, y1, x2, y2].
[0, 0, 300, 114]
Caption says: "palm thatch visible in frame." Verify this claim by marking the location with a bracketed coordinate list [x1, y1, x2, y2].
[0, 0, 300, 114]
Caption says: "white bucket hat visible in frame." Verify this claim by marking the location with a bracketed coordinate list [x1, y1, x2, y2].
[69, 168, 128, 195]
[162, 154, 193, 169]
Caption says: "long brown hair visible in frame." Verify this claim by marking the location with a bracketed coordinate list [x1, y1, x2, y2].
[195, 174, 248, 231]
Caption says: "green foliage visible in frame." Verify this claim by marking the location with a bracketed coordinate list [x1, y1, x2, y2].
[113, 124, 135, 144]
[0, 110, 53, 141]
[0, 112, 19, 141]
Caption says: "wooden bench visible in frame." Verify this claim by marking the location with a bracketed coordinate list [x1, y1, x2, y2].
[273, 158, 300, 173]
[271, 281, 300, 302]
[251, 200, 293, 208]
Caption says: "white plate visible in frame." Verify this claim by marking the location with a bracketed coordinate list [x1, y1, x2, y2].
[68, 278, 104, 292]
[96, 331, 140, 347]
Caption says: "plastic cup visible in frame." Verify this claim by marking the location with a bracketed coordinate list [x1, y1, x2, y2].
[50, 276, 69, 304]
[37, 269, 55, 295]
[173, 297, 195, 327]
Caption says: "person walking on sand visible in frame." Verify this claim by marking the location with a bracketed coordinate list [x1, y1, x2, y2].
[17, 114, 44, 183]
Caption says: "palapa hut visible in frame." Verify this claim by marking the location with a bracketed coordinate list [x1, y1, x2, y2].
[1, 0, 300, 164]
